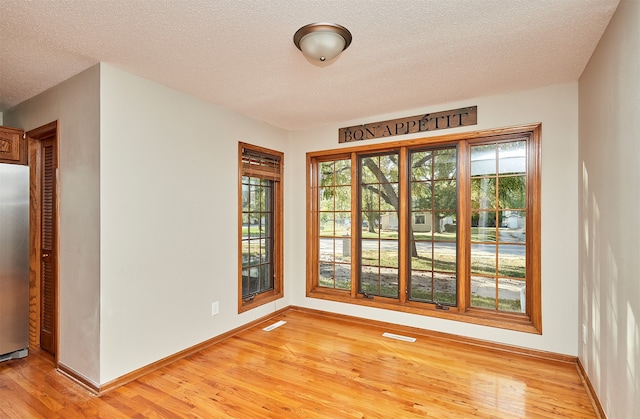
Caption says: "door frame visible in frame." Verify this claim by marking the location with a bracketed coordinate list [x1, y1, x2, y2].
[27, 121, 59, 362]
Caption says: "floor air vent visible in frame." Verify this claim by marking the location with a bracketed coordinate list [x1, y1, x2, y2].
[262, 320, 287, 331]
[382, 332, 416, 342]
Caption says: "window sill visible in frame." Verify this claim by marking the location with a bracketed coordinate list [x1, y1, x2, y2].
[239, 290, 283, 314]
[307, 288, 541, 334]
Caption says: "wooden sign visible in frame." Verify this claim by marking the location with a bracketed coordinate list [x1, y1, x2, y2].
[339, 106, 477, 143]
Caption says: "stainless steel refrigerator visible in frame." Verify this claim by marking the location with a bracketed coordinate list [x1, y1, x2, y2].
[0, 163, 29, 362]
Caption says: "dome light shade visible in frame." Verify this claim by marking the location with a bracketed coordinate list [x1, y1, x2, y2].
[293, 23, 352, 63]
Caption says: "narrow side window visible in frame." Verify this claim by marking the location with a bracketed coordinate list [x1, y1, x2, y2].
[238, 143, 284, 312]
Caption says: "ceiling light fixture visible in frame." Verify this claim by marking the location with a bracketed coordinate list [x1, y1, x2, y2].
[293, 22, 352, 64]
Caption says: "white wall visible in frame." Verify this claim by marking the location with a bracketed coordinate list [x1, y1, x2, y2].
[99, 64, 289, 383]
[4, 63, 291, 385]
[578, 0, 640, 416]
[288, 83, 580, 356]
[4, 65, 102, 385]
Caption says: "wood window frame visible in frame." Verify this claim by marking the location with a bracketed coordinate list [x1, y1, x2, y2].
[238, 142, 284, 313]
[306, 124, 541, 333]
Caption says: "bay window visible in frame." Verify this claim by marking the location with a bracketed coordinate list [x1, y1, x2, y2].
[306, 124, 541, 333]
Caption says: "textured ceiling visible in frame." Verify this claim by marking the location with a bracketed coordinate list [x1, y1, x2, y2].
[0, 0, 619, 131]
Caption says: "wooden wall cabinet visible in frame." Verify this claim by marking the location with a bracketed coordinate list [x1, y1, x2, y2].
[0, 126, 26, 165]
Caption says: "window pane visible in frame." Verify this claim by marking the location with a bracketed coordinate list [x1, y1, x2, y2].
[259, 185, 267, 211]
[362, 186, 380, 212]
[471, 276, 496, 309]
[335, 186, 351, 210]
[248, 267, 260, 294]
[361, 211, 381, 238]
[259, 238, 268, 263]
[379, 213, 399, 239]
[498, 278, 525, 312]
[498, 141, 526, 175]
[260, 185, 268, 211]
[319, 262, 334, 288]
[361, 266, 379, 294]
[411, 151, 432, 181]
[317, 157, 352, 291]
[434, 241, 456, 273]
[361, 239, 379, 266]
[260, 264, 272, 290]
[434, 272, 456, 304]
[242, 183, 249, 211]
[498, 211, 525, 243]
[379, 154, 399, 182]
[262, 213, 271, 239]
[498, 176, 526, 209]
[249, 241, 260, 263]
[471, 144, 496, 177]
[409, 147, 457, 305]
[335, 264, 351, 289]
[319, 161, 335, 186]
[469, 140, 528, 313]
[241, 241, 250, 267]
[319, 213, 335, 237]
[471, 212, 496, 242]
[498, 245, 526, 278]
[361, 156, 379, 184]
[471, 178, 496, 209]
[262, 179, 272, 206]
[433, 148, 456, 179]
[248, 267, 257, 294]
[381, 240, 399, 268]
[334, 159, 351, 185]
[319, 238, 334, 262]
[412, 182, 432, 210]
[360, 145, 400, 298]
[435, 212, 456, 241]
[335, 212, 351, 236]
[249, 213, 261, 238]
[242, 268, 249, 296]
[471, 244, 496, 275]
[380, 184, 399, 211]
[434, 180, 456, 210]
[248, 184, 258, 210]
[335, 237, 351, 263]
[410, 271, 433, 301]
[319, 187, 335, 211]
[410, 272, 456, 304]
[411, 241, 433, 271]
[261, 213, 269, 238]
[380, 268, 399, 297]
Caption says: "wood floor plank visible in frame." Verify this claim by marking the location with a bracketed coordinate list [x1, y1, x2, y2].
[0, 309, 597, 418]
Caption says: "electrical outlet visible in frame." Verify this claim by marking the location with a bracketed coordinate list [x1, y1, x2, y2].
[582, 324, 587, 345]
[212, 301, 219, 316]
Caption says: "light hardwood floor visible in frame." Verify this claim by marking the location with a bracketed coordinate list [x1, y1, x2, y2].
[0, 309, 596, 418]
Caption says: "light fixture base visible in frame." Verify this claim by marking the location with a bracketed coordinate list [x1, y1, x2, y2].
[293, 22, 352, 63]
